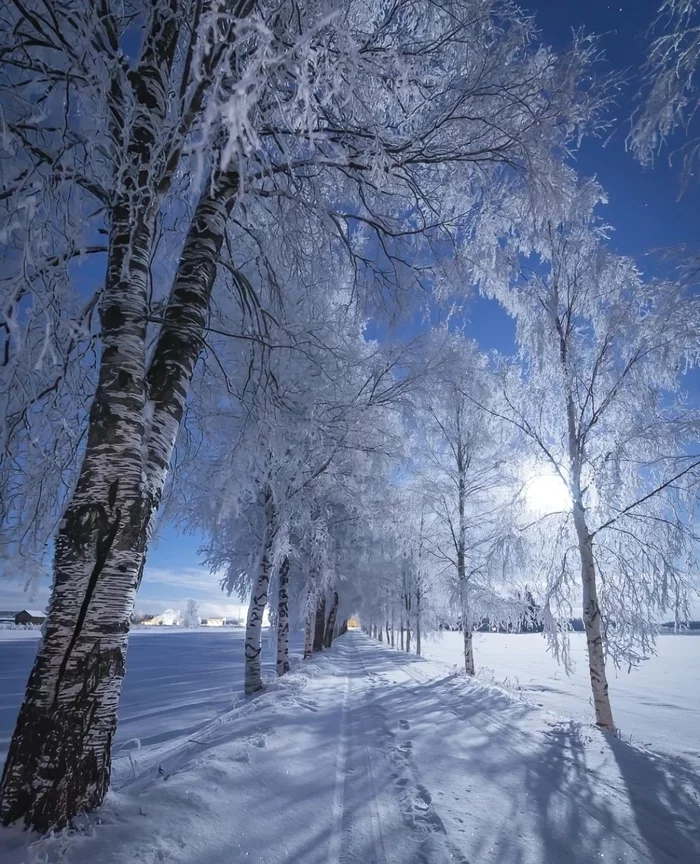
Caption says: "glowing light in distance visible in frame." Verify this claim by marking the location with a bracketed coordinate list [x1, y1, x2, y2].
[523, 471, 571, 516]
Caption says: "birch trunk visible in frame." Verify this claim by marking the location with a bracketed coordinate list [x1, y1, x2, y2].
[0, 233, 150, 831]
[324, 592, 338, 648]
[0, 153, 163, 828]
[304, 613, 314, 659]
[561, 321, 615, 730]
[0, 0, 251, 828]
[244, 488, 275, 695]
[456, 409, 472, 674]
[276, 557, 290, 677]
[303, 570, 320, 659]
[400, 624, 404, 651]
[463, 625, 475, 676]
[573, 506, 615, 729]
[313, 596, 326, 652]
[416, 593, 422, 657]
[0, 161, 240, 834]
[303, 590, 315, 660]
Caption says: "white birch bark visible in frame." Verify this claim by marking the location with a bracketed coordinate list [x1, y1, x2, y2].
[303, 587, 315, 660]
[0, 185, 159, 832]
[560, 305, 615, 730]
[573, 505, 614, 729]
[245, 488, 275, 695]
[416, 588, 422, 657]
[0, 167, 242, 831]
[276, 557, 290, 677]
[463, 623, 475, 676]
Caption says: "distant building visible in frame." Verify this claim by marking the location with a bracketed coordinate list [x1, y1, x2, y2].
[15, 609, 45, 626]
[142, 608, 181, 626]
[0, 610, 15, 624]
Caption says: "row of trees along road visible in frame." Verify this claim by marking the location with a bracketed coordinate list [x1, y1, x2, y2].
[0, 0, 698, 835]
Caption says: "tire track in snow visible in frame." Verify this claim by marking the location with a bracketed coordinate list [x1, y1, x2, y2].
[328, 665, 351, 864]
[353, 638, 469, 864]
[337, 640, 389, 864]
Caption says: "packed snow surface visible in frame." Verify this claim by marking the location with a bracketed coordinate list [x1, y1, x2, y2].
[422, 631, 700, 771]
[1, 631, 699, 863]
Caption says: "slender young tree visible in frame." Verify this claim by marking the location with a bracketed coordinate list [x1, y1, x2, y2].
[482, 178, 700, 729]
[183, 599, 200, 628]
[412, 341, 521, 674]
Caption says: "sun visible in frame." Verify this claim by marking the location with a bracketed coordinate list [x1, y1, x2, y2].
[523, 470, 572, 516]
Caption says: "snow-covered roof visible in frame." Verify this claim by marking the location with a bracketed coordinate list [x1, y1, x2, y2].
[18, 610, 45, 618]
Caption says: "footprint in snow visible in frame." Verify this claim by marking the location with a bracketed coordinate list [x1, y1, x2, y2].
[399, 719, 410, 730]
[413, 836, 470, 864]
[416, 785, 432, 806]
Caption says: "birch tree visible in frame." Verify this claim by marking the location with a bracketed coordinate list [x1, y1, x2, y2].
[482, 178, 700, 729]
[183, 599, 200, 628]
[413, 340, 521, 674]
[1, 0, 348, 830]
[1, 0, 608, 830]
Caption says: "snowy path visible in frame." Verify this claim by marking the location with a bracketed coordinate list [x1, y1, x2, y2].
[1, 632, 699, 864]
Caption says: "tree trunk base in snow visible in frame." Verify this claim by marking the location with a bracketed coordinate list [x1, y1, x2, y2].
[0, 642, 125, 832]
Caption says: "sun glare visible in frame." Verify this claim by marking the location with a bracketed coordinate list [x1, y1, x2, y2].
[524, 470, 572, 516]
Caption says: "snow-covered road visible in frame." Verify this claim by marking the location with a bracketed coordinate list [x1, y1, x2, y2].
[2, 631, 698, 864]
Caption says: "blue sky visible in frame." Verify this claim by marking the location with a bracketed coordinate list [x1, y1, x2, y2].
[2, 0, 698, 616]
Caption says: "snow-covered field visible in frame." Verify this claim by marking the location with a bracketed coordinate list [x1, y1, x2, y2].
[1, 631, 698, 864]
[422, 631, 700, 771]
[0, 628, 303, 768]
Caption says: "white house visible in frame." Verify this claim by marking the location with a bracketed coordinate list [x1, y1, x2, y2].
[143, 608, 182, 626]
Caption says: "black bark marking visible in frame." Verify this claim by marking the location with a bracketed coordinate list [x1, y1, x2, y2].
[53, 505, 122, 705]
[313, 596, 326, 652]
[324, 591, 339, 648]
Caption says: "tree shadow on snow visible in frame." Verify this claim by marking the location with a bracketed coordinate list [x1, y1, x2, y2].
[362, 661, 700, 864]
[605, 733, 700, 864]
